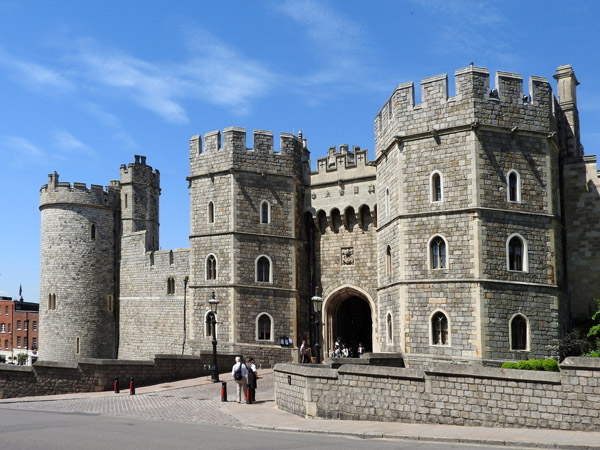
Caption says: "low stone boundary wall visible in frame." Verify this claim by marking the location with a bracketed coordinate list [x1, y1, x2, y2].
[274, 357, 600, 431]
[0, 353, 237, 399]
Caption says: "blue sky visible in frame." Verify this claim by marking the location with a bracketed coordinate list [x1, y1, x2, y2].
[1, 0, 599, 300]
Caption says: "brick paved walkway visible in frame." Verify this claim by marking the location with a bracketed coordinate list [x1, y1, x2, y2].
[3, 371, 275, 427]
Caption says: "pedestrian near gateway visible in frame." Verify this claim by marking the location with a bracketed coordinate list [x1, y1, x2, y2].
[246, 357, 257, 402]
[231, 356, 248, 403]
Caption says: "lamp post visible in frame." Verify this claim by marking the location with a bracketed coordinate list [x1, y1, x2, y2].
[208, 291, 220, 382]
[182, 276, 188, 355]
[311, 290, 323, 363]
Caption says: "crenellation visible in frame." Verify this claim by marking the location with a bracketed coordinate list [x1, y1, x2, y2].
[421, 73, 448, 104]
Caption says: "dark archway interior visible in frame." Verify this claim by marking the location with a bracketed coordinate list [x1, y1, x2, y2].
[335, 296, 372, 353]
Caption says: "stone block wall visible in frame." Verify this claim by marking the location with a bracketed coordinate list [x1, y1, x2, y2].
[0, 353, 238, 399]
[275, 357, 600, 431]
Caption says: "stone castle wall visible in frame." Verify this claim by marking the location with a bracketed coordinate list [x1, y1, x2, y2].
[275, 357, 600, 431]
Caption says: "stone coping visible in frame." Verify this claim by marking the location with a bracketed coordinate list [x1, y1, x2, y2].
[0, 364, 34, 373]
[560, 356, 600, 370]
[425, 362, 562, 384]
[274, 363, 338, 379]
[33, 360, 79, 369]
[337, 364, 422, 380]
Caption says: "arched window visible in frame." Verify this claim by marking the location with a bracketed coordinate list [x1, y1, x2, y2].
[257, 313, 272, 341]
[90, 224, 97, 240]
[167, 276, 175, 295]
[260, 201, 270, 224]
[48, 293, 57, 310]
[431, 311, 449, 346]
[430, 171, 443, 203]
[510, 314, 528, 351]
[386, 312, 393, 344]
[207, 201, 215, 224]
[206, 254, 217, 280]
[507, 234, 527, 272]
[507, 170, 521, 203]
[386, 246, 392, 275]
[256, 256, 272, 283]
[430, 236, 447, 269]
[330, 208, 342, 233]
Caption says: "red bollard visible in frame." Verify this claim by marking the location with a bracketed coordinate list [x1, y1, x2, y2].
[246, 386, 252, 404]
[221, 382, 227, 402]
[129, 377, 135, 395]
[114, 377, 119, 394]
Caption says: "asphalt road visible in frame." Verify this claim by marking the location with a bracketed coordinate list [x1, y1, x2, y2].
[0, 408, 522, 450]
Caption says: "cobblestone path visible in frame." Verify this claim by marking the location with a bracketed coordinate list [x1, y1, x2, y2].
[3, 372, 275, 427]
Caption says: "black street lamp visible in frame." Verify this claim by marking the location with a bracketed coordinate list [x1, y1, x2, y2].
[208, 291, 220, 382]
[311, 290, 323, 363]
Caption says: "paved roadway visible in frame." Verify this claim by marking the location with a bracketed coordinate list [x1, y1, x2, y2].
[0, 370, 598, 449]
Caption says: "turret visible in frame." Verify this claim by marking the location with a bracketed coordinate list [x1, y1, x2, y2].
[119, 155, 160, 251]
[39, 173, 120, 362]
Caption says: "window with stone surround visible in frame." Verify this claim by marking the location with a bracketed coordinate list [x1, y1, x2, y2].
[17, 336, 21, 348]
[32, 337, 37, 350]
[510, 313, 528, 351]
[206, 254, 217, 280]
[33, 321, 37, 331]
[386, 312, 393, 344]
[507, 170, 521, 203]
[260, 200, 271, 224]
[430, 171, 443, 203]
[256, 255, 272, 283]
[17, 320, 21, 330]
[167, 277, 175, 295]
[429, 235, 447, 269]
[386, 246, 392, 275]
[385, 188, 390, 216]
[256, 313, 273, 341]
[4, 305, 7, 315]
[207, 201, 215, 224]
[4, 340, 7, 349]
[507, 233, 528, 272]
[107, 294, 114, 312]
[48, 293, 57, 310]
[0, 323, 4, 333]
[430, 310, 449, 346]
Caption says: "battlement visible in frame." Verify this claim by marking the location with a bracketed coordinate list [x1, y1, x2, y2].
[40, 172, 120, 209]
[374, 65, 555, 156]
[310, 144, 375, 185]
[120, 155, 160, 186]
[189, 127, 308, 179]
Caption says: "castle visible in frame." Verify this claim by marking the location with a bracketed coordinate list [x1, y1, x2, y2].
[38, 64, 600, 367]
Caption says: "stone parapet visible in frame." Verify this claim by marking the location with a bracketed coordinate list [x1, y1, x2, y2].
[274, 357, 600, 431]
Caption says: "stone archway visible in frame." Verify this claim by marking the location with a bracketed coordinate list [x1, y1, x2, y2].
[323, 286, 374, 358]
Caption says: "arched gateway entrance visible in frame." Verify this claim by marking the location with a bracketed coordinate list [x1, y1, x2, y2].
[323, 287, 374, 358]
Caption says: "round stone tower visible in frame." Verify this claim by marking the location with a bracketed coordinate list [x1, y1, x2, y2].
[39, 172, 120, 362]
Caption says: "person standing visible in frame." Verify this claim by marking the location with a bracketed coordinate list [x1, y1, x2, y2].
[231, 356, 248, 403]
[300, 340, 308, 363]
[246, 357, 257, 402]
[357, 342, 365, 358]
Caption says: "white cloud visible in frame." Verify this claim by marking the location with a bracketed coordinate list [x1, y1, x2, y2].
[0, 136, 48, 168]
[53, 130, 96, 156]
[0, 47, 72, 92]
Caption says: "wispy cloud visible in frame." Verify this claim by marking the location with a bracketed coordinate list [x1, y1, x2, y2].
[0, 47, 72, 92]
[275, 0, 371, 88]
[0, 136, 48, 168]
[53, 130, 96, 156]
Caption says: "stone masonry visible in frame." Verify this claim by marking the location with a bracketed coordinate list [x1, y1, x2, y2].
[36, 64, 600, 369]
